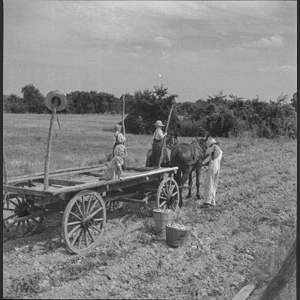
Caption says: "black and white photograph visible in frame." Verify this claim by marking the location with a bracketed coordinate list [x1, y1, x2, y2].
[3, 1, 297, 299]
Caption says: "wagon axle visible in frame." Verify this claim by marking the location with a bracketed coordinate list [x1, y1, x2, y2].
[14, 203, 30, 218]
[81, 216, 95, 229]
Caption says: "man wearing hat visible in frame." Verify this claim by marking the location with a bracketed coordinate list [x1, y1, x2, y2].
[152, 120, 167, 168]
[200, 137, 223, 208]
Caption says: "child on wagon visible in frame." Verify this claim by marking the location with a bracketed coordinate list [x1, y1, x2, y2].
[112, 124, 126, 157]
[104, 144, 127, 180]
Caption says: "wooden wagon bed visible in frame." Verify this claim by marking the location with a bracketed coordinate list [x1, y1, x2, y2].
[3, 164, 179, 254]
[3, 165, 178, 197]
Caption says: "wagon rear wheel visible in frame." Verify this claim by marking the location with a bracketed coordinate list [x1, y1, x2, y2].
[3, 182, 44, 238]
[105, 200, 123, 213]
[62, 190, 106, 254]
[156, 177, 179, 211]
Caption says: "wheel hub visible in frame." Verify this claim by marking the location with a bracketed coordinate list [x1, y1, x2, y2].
[81, 216, 94, 229]
[14, 204, 29, 217]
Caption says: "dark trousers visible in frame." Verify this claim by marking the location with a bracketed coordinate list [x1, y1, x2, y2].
[152, 139, 163, 167]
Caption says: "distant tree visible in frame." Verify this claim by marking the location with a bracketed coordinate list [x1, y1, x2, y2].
[290, 92, 297, 113]
[120, 94, 137, 115]
[21, 84, 45, 113]
[125, 85, 179, 134]
[65, 91, 120, 114]
[276, 93, 289, 106]
[3, 94, 28, 113]
[207, 90, 227, 104]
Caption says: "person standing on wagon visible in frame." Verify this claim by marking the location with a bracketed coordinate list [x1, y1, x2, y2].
[152, 120, 167, 169]
[112, 124, 126, 157]
[201, 137, 223, 208]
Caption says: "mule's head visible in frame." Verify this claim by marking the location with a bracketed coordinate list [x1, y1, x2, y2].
[166, 135, 178, 149]
[194, 136, 208, 153]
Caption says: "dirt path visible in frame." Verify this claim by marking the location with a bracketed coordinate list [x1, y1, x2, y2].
[3, 138, 297, 299]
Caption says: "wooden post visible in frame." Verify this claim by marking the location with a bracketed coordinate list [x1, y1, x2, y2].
[122, 94, 127, 170]
[3, 151, 8, 185]
[158, 102, 175, 168]
[3, 151, 9, 208]
[44, 108, 56, 190]
[259, 238, 296, 300]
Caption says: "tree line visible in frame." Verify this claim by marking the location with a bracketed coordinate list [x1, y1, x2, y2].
[3, 84, 297, 138]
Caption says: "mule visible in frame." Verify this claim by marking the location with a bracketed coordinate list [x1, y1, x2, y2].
[169, 137, 207, 207]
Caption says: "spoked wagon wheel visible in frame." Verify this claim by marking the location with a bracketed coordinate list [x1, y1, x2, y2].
[3, 195, 44, 237]
[105, 200, 123, 213]
[3, 183, 44, 237]
[62, 190, 106, 254]
[156, 177, 179, 211]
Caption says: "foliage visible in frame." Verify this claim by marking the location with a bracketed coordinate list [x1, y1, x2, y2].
[177, 91, 297, 139]
[290, 92, 297, 113]
[65, 91, 121, 114]
[124, 85, 180, 135]
[22, 84, 46, 114]
[3, 94, 28, 113]
[2, 83, 297, 139]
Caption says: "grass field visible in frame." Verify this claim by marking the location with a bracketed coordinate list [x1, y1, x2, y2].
[3, 113, 297, 300]
[3, 113, 192, 177]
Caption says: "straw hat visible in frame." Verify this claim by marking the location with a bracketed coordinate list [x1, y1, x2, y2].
[207, 137, 217, 147]
[45, 90, 67, 112]
[114, 124, 122, 131]
[154, 120, 165, 127]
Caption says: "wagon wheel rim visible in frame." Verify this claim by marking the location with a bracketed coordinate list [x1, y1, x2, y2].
[156, 177, 179, 211]
[62, 190, 106, 254]
[3, 182, 44, 237]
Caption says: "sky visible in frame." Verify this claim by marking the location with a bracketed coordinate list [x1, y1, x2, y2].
[3, 1, 297, 103]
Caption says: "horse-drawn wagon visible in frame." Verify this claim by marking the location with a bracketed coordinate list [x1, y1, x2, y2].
[3, 164, 179, 254]
[3, 91, 180, 254]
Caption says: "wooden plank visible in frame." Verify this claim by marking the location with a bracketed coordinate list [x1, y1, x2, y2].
[258, 238, 296, 300]
[6, 167, 107, 184]
[83, 172, 104, 178]
[232, 284, 255, 300]
[126, 166, 157, 172]
[3, 185, 57, 197]
[3, 152, 8, 185]
[5, 165, 107, 183]
[121, 198, 148, 203]
[33, 178, 86, 186]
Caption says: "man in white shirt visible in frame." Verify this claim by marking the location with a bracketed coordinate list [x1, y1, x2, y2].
[201, 137, 223, 208]
[152, 120, 167, 168]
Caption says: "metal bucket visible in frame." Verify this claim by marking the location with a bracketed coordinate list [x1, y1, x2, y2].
[153, 209, 174, 238]
[166, 224, 190, 247]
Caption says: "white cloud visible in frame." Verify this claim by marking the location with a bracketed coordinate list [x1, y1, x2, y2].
[242, 35, 284, 48]
[134, 46, 144, 51]
[154, 36, 173, 48]
[259, 65, 297, 72]
[275, 65, 297, 71]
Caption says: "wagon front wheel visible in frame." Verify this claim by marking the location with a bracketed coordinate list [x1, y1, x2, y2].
[62, 190, 106, 254]
[156, 177, 179, 211]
